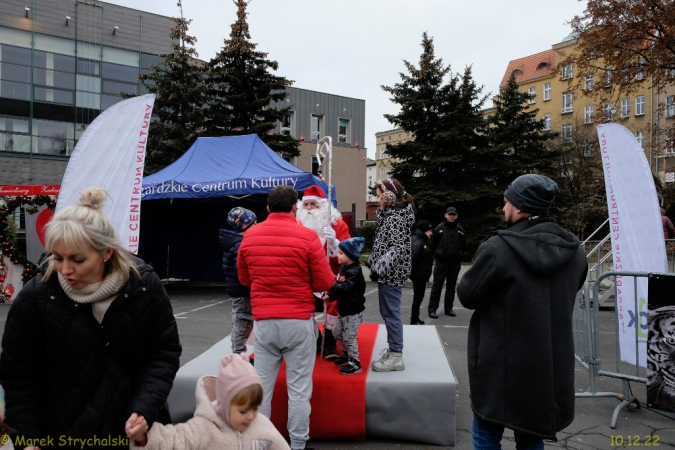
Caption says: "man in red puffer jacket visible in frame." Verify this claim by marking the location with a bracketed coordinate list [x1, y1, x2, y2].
[238, 185, 334, 450]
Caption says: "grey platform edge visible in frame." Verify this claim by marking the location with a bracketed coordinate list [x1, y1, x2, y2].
[366, 325, 457, 446]
[167, 325, 457, 446]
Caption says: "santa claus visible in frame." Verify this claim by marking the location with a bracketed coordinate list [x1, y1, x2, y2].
[296, 185, 351, 265]
[296, 185, 351, 360]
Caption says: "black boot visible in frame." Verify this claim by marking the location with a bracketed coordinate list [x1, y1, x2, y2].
[322, 330, 339, 360]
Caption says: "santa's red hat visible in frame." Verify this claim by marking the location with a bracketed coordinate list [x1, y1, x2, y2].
[302, 185, 326, 203]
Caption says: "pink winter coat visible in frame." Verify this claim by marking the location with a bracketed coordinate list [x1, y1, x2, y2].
[238, 212, 335, 320]
[131, 376, 289, 450]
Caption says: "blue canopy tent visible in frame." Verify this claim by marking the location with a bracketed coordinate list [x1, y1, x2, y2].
[139, 134, 335, 281]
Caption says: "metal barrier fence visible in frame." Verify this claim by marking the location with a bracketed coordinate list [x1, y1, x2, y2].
[573, 270, 675, 428]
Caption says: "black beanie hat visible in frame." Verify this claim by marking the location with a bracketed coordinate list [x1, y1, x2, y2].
[503, 174, 559, 215]
[417, 220, 433, 233]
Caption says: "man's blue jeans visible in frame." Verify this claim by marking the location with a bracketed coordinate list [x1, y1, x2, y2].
[471, 414, 544, 450]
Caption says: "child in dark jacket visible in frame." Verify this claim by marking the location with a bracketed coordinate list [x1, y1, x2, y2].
[323, 237, 367, 375]
[219, 207, 257, 354]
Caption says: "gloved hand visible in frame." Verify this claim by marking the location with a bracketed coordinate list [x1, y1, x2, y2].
[369, 271, 379, 282]
[323, 226, 339, 255]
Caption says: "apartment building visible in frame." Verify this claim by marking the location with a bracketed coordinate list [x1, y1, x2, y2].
[497, 34, 669, 177]
[374, 127, 413, 182]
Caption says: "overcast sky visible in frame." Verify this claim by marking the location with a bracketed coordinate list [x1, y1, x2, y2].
[112, 0, 588, 159]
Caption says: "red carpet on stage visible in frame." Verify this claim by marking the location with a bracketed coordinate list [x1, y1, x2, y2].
[268, 323, 378, 441]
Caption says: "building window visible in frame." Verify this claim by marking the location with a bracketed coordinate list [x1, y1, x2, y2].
[311, 114, 322, 140]
[311, 155, 320, 175]
[537, 62, 548, 70]
[543, 114, 551, 131]
[563, 154, 573, 165]
[101, 95, 123, 111]
[562, 92, 573, 113]
[584, 105, 594, 124]
[34, 87, 74, 105]
[0, 115, 30, 153]
[338, 118, 349, 143]
[604, 69, 612, 87]
[102, 80, 136, 96]
[635, 96, 645, 116]
[32, 118, 75, 156]
[380, 168, 385, 179]
[585, 73, 594, 91]
[280, 112, 293, 136]
[667, 96, 675, 118]
[0, 63, 30, 84]
[78, 58, 100, 76]
[0, 80, 30, 101]
[33, 67, 76, 90]
[102, 62, 138, 84]
[636, 131, 644, 149]
[666, 131, 674, 154]
[562, 124, 573, 142]
[620, 99, 630, 118]
[562, 64, 573, 80]
[636, 60, 645, 81]
[528, 86, 536, 104]
[543, 83, 551, 101]
[380, 145, 388, 159]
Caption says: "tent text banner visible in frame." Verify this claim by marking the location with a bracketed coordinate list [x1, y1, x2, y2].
[142, 177, 302, 198]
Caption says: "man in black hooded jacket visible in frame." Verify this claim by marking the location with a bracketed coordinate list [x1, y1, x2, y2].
[458, 174, 587, 449]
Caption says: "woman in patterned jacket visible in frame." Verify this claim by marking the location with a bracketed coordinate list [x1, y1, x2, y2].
[368, 178, 415, 372]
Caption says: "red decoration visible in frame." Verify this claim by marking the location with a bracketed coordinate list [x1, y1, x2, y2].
[35, 208, 54, 247]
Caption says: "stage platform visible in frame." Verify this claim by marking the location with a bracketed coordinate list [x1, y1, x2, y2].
[167, 323, 457, 446]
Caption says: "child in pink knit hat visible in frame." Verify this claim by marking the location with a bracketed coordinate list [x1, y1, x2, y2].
[129, 354, 289, 449]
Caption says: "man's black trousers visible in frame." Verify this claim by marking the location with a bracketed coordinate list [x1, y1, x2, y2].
[428, 260, 461, 315]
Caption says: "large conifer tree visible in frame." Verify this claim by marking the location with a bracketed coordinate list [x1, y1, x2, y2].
[138, 1, 206, 175]
[485, 74, 560, 189]
[204, 0, 298, 156]
[382, 33, 496, 241]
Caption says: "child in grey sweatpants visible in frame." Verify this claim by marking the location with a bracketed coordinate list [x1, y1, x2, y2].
[218, 207, 257, 354]
[323, 237, 367, 375]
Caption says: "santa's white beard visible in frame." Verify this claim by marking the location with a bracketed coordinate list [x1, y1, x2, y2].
[297, 205, 328, 245]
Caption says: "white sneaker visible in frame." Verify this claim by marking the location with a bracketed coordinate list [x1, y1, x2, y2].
[372, 351, 405, 372]
[371, 348, 390, 368]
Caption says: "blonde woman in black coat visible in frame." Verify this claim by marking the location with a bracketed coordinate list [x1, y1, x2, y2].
[0, 188, 181, 449]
